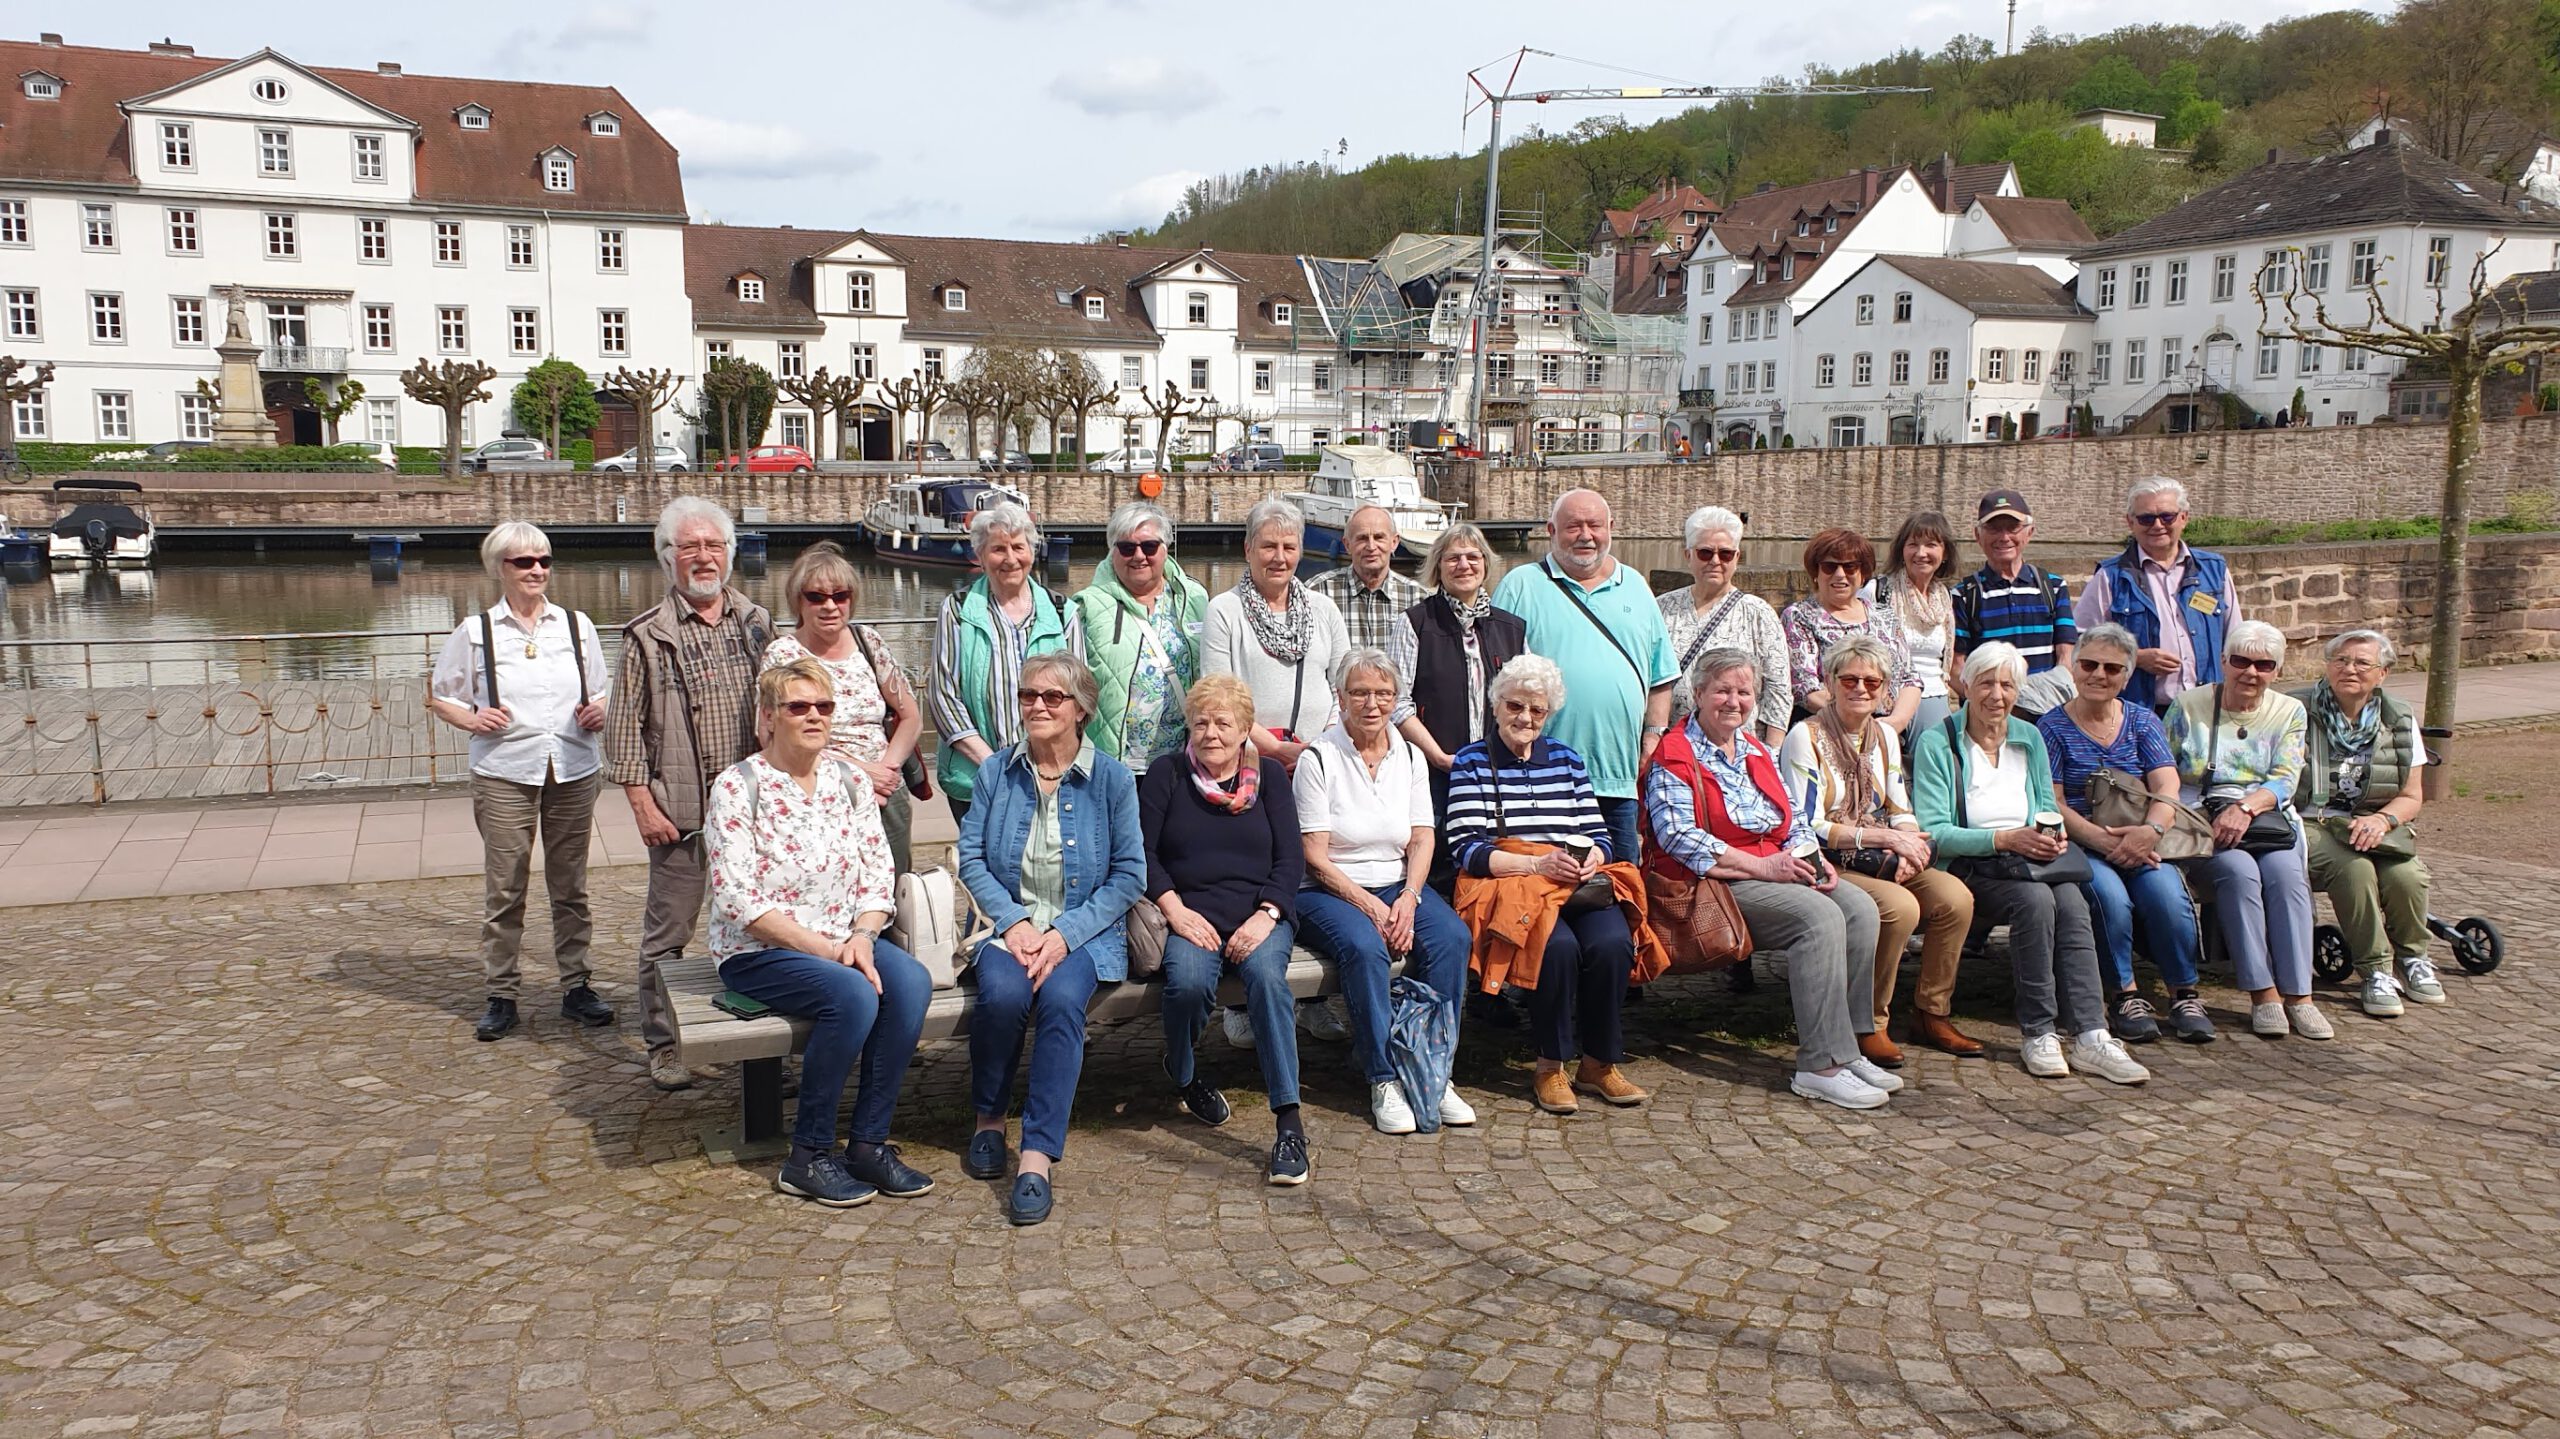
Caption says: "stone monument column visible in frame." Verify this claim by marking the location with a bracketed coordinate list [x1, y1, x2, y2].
[210, 285, 278, 448]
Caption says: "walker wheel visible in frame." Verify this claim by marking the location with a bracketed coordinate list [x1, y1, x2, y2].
[2452, 917, 2504, 975]
[2311, 924, 2355, 987]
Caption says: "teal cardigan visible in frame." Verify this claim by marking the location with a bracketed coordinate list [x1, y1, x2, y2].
[1909, 712, 2057, 864]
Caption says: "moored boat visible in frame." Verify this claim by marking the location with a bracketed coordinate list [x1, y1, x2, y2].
[857, 476, 1068, 567]
[1286, 445, 1456, 559]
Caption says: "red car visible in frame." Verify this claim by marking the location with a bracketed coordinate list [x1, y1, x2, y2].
[711, 444, 817, 474]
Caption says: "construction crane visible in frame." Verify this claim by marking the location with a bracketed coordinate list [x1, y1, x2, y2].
[1461, 50, 1930, 452]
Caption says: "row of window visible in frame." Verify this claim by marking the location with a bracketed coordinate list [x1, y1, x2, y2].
[136, 118, 577, 191]
[0, 200, 629, 271]
[1, 289, 634, 359]
[2090, 238, 2471, 309]
[1810, 348, 1974, 388]
[10, 390, 413, 444]
[2074, 334, 2371, 385]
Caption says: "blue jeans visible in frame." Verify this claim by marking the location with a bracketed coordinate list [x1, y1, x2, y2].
[1295, 881, 1471, 1084]
[1529, 905, 1634, 1064]
[2086, 857, 2202, 991]
[1160, 921, 1301, 1110]
[1595, 797, 1641, 868]
[968, 937, 1101, 1162]
[718, 941, 931, 1154]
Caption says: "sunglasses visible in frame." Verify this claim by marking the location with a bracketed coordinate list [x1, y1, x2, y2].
[1499, 699, 1551, 720]
[2225, 655, 2279, 673]
[1114, 538, 1165, 558]
[779, 699, 837, 717]
[1018, 687, 1076, 710]
[1817, 560, 1864, 577]
[801, 588, 854, 607]
[504, 555, 553, 570]
[1833, 673, 1885, 692]
[2131, 511, 2184, 527]
[2075, 657, 2128, 677]
[1693, 546, 1739, 563]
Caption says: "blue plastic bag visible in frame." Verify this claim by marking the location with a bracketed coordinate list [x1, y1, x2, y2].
[1387, 975, 1457, 1134]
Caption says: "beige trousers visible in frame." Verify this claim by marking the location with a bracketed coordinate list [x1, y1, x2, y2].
[1840, 865, 1975, 1029]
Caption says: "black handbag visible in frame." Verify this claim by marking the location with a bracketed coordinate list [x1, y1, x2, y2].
[1938, 717, 2093, 886]
[1826, 845, 1899, 879]
[2204, 686, 2299, 856]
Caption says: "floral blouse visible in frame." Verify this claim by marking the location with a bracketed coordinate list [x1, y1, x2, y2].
[1779, 598, 1918, 711]
[2167, 684, 2307, 809]
[1657, 585, 1790, 728]
[762, 629, 912, 766]
[705, 753, 895, 960]
[1120, 598, 1194, 766]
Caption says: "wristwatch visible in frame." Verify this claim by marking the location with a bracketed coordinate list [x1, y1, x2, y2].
[1257, 901, 1283, 921]
[2146, 820, 2168, 837]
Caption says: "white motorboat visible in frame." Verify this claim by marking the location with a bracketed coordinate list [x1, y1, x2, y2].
[1286, 445, 1457, 559]
[857, 476, 1066, 568]
[47, 479, 157, 568]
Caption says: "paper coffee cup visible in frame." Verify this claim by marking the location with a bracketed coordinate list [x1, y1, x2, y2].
[2032, 810, 2066, 839]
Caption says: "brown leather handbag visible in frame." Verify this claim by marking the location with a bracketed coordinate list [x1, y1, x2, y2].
[1643, 866, 1752, 973]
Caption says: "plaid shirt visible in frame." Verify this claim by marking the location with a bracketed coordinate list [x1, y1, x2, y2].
[1309, 565, 1426, 655]
[603, 587, 774, 835]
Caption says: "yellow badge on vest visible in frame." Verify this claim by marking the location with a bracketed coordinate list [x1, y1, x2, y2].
[2187, 592, 2218, 614]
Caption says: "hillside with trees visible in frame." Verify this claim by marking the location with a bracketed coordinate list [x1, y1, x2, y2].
[1123, 0, 2560, 257]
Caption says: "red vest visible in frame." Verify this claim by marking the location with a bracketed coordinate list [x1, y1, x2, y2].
[1643, 722, 1795, 879]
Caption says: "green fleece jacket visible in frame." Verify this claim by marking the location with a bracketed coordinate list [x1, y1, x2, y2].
[1909, 711, 2057, 863]
[1071, 560, 1207, 760]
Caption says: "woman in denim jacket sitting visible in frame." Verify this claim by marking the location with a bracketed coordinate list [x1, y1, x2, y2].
[957, 652, 1148, 1225]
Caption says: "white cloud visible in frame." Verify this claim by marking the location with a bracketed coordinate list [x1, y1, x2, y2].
[1049, 58, 1203, 118]
[1081, 167, 1207, 230]
[494, 3, 653, 63]
[654, 107, 877, 181]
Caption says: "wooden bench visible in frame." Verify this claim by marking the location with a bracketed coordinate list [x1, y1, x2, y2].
[667, 942, 1360, 1162]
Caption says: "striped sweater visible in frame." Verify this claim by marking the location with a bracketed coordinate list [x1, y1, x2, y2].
[1445, 737, 1616, 876]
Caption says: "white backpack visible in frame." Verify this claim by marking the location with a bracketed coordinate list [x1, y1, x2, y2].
[891, 866, 962, 989]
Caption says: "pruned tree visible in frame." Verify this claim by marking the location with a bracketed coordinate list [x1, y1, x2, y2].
[779, 366, 864, 462]
[2258, 241, 2560, 730]
[1129, 380, 1209, 470]
[401, 358, 499, 479]
[600, 366, 684, 481]
[883, 371, 952, 471]
[1198, 399, 1273, 459]
[511, 358, 598, 457]
[944, 373, 996, 465]
[302, 377, 366, 446]
[961, 343, 1044, 467]
[1043, 352, 1113, 470]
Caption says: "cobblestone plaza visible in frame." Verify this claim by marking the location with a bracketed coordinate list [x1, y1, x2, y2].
[3, 854, 2555, 1438]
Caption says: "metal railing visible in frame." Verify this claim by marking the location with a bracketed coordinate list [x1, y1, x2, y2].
[259, 344, 350, 372]
[0, 617, 935, 808]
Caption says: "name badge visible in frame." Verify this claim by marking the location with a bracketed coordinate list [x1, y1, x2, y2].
[2187, 592, 2219, 615]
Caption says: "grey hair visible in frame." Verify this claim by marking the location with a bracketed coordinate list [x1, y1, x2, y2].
[2225, 618, 2287, 665]
[1244, 496, 1304, 544]
[654, 496, 734, 568]
[1017, 650, 1099, 720]
[1422, 521, 1499, 593]
[1689, 645, 1759, 698]
[1818, 635, 1896, 684]
[1549, 487, 1610, 525]
[1960, 641, 2028, 689]
[1488, 652, 1567, 712]
[1329, 646, 1398, 692]
[480, 520, 551, 580]
[2075, 622, 2139, 661]
[1105, 501, 1175, 549]
[1683, 505, 1747, 551]
[2126, 475, 2189, 513]
[2325, 628, 2396, 667]
[968, 499, 1040, 554]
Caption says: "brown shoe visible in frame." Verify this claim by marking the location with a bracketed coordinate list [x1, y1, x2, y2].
[1573, 1061, 1648, 1106]
[1532, 1066, 1579, 1115]
[1911, 1010, 1985, 1058]
[1857, 1031, 1905, 1068]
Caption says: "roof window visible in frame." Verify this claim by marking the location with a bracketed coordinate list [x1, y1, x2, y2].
[21, 72, 61, 101]
[457, 104, 491, 131]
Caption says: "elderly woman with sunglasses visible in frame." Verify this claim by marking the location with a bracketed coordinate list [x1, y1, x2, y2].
[1782, 528, 1920, 731]
[957, 652, 1147, 1225]
[1657, 505, 1788, 739]
[930, 502, 1085, 827]
[1073, 502, 1208, 768]
[429, 521, 616, 1044]
[762, 542, 924, 873]
[2168, 619, 2332, 1040]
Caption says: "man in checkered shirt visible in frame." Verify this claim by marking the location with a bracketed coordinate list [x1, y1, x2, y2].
[1308, 505, 1425, 653]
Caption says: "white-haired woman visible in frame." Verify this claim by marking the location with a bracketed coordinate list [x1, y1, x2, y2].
[1913, 643, 2151, 1085]
[2291, 630, 2439, 1016]
[1657, 505, 1788, 739]
[1201, 497, 1351, 774]
[929, 501, 1085, 825]
[1294, 647, 1478, 1134]
[2168, 620, 2330, 1039]
[429, 521, 616, 1043]
[1073, 501, 1207, 767]
[1447, 654, 1665, 1116]
[1647, 647, 1894, 1109]
[762, 541, 924, 873]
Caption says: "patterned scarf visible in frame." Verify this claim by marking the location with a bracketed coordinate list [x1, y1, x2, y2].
[1187, 738, 1262, 813]
[1234, 578, 1312, 665]
[1884, 571, 1951, 634]
[1812, 706, 1882, 824]
[2314, 678, 2382, 758]
[1447, 591, 1494, 632]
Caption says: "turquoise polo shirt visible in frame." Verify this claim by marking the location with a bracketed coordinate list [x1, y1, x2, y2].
[1491, 556, 1677, 799]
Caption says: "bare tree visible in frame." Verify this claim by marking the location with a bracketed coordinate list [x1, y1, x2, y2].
[1044, 353, 1114, 471]
[401, 358, 499, 479]
[600, 366, 684, 481]
[2397, 0, 2540, 171]
[779, 366, 860, 462]
[963, 343, 1044, 467]
[944, 373, 995, 466]
[2259, 243, 2560, 729]
[882, 371, 952, 471]
[1129, 380, 1209, 470]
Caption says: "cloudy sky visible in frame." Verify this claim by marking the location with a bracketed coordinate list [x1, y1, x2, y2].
[64, 0, 2380, 240]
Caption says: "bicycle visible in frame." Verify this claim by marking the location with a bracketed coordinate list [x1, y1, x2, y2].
[0, 443, 28, 485]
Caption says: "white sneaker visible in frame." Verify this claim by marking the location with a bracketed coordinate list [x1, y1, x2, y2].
[1221, 1006, 1257, 1050]
[1790, 1068, 1890, 1109]
[2361, 971, 2405, 1018]
[1298, 994, 1353, 1041]
[2021, 1032, 2070, 1078]
[2069, 1030, 2151, 1085]
[2287, 999, 2336, 1040]
[2401, 955, 2448, 1004]
[1436, 1086, 1478, 1127]
[1369, 1080, 1417, 1135]
[2250, 1001, 2289, 1037]
[1845, 1058, 1906, 1093]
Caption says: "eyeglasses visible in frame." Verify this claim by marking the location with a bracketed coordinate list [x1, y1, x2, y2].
[1833, 673, 1885, 692]
[2329, 656, 2383, 672]
[2130, 511, 2184, 527]
[1693, 546, 1739, 563]
[1017, 688, 1076, 711]
[779, 699, 837, 717]
[1499, 699, 1552, 720]
[801, 588, 853, 607]
[2225, 655, 2279, 673]
[1114, 538, 1164, 558]
[673, 540, 726, 558]
[2075, 657, 2128, 677]
[504, 555, 553, 570]
[1817, 559, 1864, 577]
[1344, 688, 1395, 706]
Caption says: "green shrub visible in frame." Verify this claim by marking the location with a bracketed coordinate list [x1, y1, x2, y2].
[89, 443, 383, 473]
[12, 442, 134, 472]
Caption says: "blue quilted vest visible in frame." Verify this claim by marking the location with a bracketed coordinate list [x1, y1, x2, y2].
[2097, 544, 2231, 709]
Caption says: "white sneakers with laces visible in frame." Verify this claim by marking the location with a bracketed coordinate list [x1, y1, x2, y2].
[1221, 1006, 1257, 1049]
[1369, 1080, 1417, 1135]
[2401, 955, 2449, 1004]
[1845, 1058, 1905, 1093]
[1437, 1086, 1478, 1127]
[1791, 1067, 1890, 1109]
[2069, 1030, 2151, 1085]
[2021, 1032, 2070, 1077]
[1299, 994, 1353, 1041]
[2362, 971, 2405, 1018]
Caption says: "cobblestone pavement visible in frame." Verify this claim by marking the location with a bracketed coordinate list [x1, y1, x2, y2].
[3, 851, 2558, 1439]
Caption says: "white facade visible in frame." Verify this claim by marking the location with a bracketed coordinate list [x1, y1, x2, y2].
[1791, 262, 2092, 445]
[2071, 110, 2162, 149]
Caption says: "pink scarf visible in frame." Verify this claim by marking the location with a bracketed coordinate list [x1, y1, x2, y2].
[1186, 739, 1261, 814]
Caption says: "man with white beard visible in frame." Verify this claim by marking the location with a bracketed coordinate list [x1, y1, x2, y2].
[605, 496, 775, 1089]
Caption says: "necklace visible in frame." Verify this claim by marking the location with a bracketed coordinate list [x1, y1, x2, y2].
[1035, 769, 1064, 782]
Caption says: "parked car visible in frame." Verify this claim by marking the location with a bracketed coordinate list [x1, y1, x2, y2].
[465, 437, 553, 472]
[903, 440, 954, 462]
[142, 440, 211, 463]
[342, 440, 399, 471]
[711, 444, 817, 474]
[1091, 446, 1160, 473]
[1218, 443, 1285, 472]
[593, 444, 692, 473]
[979, 449, 1031, 472]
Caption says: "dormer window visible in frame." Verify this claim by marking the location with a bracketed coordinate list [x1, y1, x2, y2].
[457, 104, 491, 131]
[253, 78, 288, 103]
[943, 285, 967, 312]
[1683, 211, 1698, 225]
[1795, 217, 1810, 237]
[1655, 275, 1668, 298]
[21, 72, 61, 101]
[1272, 301, 1293, 325]
[1085, 295, 1105, 320]
[1824, 214, 1839, 234]
[543, 152, 575, 192]
[586, 112, 621, 137]
[738, 276, 765, 303]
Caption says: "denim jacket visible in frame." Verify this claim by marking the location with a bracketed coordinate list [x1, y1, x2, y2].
[958, 741, 1148, 980]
